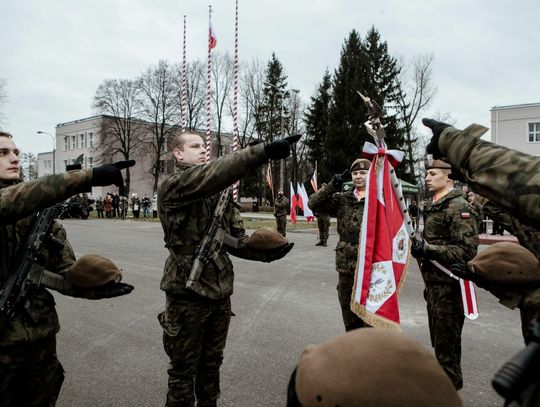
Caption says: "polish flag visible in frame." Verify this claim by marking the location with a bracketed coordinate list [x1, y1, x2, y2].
[209, 20, 217, 49]
[297, 183, 314, 223]
[310, 162, 318, 192]
[289, 182, 298, 224]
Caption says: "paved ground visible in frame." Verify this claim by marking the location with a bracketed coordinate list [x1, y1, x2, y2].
[53, 218, 523, 407]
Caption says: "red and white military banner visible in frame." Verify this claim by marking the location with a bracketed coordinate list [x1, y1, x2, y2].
[351, 151, 409, 329]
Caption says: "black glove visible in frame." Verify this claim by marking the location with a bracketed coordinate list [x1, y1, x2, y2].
[265, 243, 294, 262]
[264, 134, 302, 160]
[92, 160, 136, 187]
[70, 281, 134, 299]
[331, 169, 351, 189]
[449, 263, 487, 288]
[410, 239, 425, 259]
[422, 118, 451, 159]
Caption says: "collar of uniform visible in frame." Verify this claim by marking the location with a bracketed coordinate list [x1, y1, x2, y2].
[0, 179, 18, 189]
[430, 188, 463, 207]
[176, 161, 197, 171]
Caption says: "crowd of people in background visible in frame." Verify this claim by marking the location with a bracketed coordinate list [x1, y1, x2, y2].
[87, 192, 159, 220]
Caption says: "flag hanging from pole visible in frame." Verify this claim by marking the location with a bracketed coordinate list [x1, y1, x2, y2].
[289, 182, 298, 224]
[266, 165, 274, 195]
[297, 183, 314, 222]
[209, 19, 217, 49]
[310, 161, 318, 192]
[351, 146, 409, 329]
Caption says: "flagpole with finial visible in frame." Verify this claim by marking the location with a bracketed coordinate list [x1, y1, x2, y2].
[231, 0, 240, 201]
[181, 14, 187, 132]
[205, 5, 213, 162]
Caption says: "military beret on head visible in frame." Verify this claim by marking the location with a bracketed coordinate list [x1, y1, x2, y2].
[425, 156, 452, 170]
[469, 242, 540, 284]
[66, 254, 123, 288]
[350, 158, 371, 172]
[247, 228, 288, 250]
[295, 329, 462, 407]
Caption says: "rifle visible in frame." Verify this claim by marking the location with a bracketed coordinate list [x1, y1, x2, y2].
[186, 188, 231, 296]
[0, 204, 64, 329]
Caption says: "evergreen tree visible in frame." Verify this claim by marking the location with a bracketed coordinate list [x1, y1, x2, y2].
[326, 28, 409, 181]
[304, 70, 332, 183]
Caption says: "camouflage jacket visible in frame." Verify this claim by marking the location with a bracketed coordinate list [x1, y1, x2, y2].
[308, 181, 364, 274]
[0, 180, 79, 346]
[0, 170, 92, 225]
[439, 124, 540, 229]
[421, 189, 479, 284]
[274, 196, 289, 217]
[158, 144, 267, 299]
[483, 201, 540, 260]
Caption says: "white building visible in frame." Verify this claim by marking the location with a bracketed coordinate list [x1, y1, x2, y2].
[490, 103, 540, 155]
[36, 115, 233, 199]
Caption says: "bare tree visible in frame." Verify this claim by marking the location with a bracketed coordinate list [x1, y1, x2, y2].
[211, 52, 234, 156]
[229, 58, 265, 147]
[395, 54, 437, 181]
[137, 60, 180, 193]
[20, 152, 37, 180]
[0, 79, 8, 129]
[175, 60, 206, 131]
[92, 79, 145, 194]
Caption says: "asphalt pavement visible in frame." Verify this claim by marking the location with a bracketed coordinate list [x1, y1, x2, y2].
[54, 218, 524, 407]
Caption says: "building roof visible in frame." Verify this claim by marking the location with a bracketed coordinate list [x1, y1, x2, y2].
[490, 102, 540, 111]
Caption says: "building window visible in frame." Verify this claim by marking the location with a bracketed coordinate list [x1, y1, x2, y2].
[64, 136, 69, 151]
[528, 122, 540, 142]
[71, 135, 76, 150]
[79, 134, 85, 149]
[87, 132, 93, 148]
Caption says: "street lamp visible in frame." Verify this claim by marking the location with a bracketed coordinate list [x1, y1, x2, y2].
[263, 82, 300, 191]
[37, 131, 55, 174]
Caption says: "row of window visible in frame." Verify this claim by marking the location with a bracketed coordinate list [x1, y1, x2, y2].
[62, 157, 94, 170]
[63, 132, 94, 151]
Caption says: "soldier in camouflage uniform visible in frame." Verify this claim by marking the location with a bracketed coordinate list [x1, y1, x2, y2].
[0, 131, 133, 406]
[274, 190, 289, 237]
[410, 158, 479, 390]
[313, 184, 330, 247]
[157, 131, 297, 407]
[308, 158, 371, 332]
[423, 118, 540, 229]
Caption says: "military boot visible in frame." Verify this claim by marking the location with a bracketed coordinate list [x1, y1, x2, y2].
[322, 239, 327, 247]
[315, 240, 324, 246]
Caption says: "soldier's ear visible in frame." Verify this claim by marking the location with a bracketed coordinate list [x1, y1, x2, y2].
[173, 148, 183, 161]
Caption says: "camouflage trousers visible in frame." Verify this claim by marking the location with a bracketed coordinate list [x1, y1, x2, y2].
[337, 273, 371, 332]
[159, 294, 232, 407]
[275, 215, 287, 237]
[424, 283, 465, 390]
[0, 335, 64, 407]
[317, 215, 330, 242]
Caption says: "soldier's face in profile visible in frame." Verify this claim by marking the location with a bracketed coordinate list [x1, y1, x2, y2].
[425, 169, 450, 193]
[352, 169, 368, 191]
[174, 134, 206, 164]
[0, 136, 20, 181]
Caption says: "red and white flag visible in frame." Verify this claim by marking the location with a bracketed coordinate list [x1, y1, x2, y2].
[266, 165, 274, 195]
[209, 19, 217, 49]
[289, 182, 298, 224]
[310, 161, 318, 192]
[351, 148, 409, 329]
[297, 183, 314, 222]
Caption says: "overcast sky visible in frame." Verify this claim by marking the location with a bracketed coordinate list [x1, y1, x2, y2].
[1, 0, 538, 155]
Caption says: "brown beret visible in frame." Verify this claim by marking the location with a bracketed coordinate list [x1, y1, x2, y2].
[350, 158, 371, 172]
[469, 242, 540, 284]
[66, 254, 123, 288]
[247, 228, 288, 250]
[296, 329, 462, 407]
[425, 157, 452, 170]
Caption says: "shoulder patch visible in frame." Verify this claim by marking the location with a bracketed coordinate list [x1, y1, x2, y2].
[461, 212, 471, 219]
